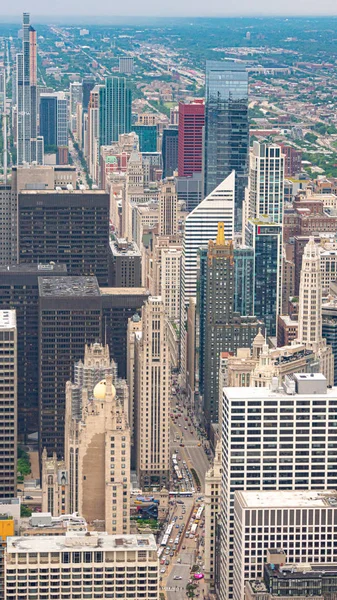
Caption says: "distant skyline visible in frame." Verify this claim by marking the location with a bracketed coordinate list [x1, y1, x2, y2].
[1, 0, 337, 19]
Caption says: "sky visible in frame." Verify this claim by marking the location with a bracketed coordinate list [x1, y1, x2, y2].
[2, 0, 337, 18]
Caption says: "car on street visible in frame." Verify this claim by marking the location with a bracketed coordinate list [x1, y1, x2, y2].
[174, 576, 182, 580]
[194, 573, 204, 580]
[160, 568, 166, 573]
[25, 496, 33, 500]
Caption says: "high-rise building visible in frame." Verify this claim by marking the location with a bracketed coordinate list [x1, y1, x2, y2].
[16, 13, 43, 165]
[199, 224, 262, 425]
[234, 490, 337, 600]
[108, 238, 142, 288]
[101, 287, 150, 379]
[162, 126, 178, 178]
[127, 314, 142, 455]
[134, 297, 170, 488]
[178, 99, 205, 177]
[0, 264, 68, 440]
[175, 172, 203, 212]
[0, 185, 17, 265]
[245, 218, 283, 336]
[119, 57, 134, 74]
[39, 94, 57, 147]
[220, 373, 337, 600]
[159, 178, 178, 236]
[0, 311, 17, 498]
[280, 143, 302, 177]
[161, 247, 182, 321]
[322, 300, 337, 385]
[69, 81, 82, 133]
[182, 171, 235, 308]
[133, 124, 157, 153]
[5, 533, 159, 600]
[82, 76, 95, 112]
[18, 190, 110, 286]
[38, 276, 102, 457]
[204, 441, 221, 590]
[99, 77, 132, 146]
[39, 92, 68, 152]
[297, 237, 334, 384]
[64, 369, 130, 534]
[204, 60, 249, 231]
[245, 142, 285, 227]
[234, 246, 254, 316]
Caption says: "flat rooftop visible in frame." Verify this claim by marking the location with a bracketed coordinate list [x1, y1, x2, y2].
[39, 277, 100, 297]
[224, 381, 335, 399]
[109, 239, 141, 257]
[0, 310, 16, 329]
[6, 533, 157, 554]
[20, 189, 107, 195]
[100, 287, 148, 296]
[237, 490, 337, 509]
[0, 264, 67, 275]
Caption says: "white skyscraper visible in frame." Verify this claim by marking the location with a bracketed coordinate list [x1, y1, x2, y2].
[233, 489, 337, 600]
[134, 297, 170, 488]
[220, 373, 337, 600]
[0, 310, 17, 498]
[297, 237, 334, 384]
[182, 171, 235, 307]
[244, 141, 284, 230]
[159, 178, 178, 236]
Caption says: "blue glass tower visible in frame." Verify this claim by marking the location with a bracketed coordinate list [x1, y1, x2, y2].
[204, 60, 249, 231]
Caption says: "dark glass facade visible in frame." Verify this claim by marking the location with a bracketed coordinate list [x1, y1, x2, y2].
[204, 60, 249, 231]
[234, 246, 254, 316]
[133, 125, 157, 153]
[39, 95, 57, 148]
[18, 191, 110, 286]
[162, 127, 178, 178]
[246, 220, 282, 337]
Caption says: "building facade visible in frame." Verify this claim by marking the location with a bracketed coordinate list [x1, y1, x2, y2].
[38, 277, 102, 457]
[204, 60, 249, 231]
[159, 178, 178, 236]
[5, 532, 159, 600]
[178, 99, 205, 177]
[134, 297, 170, 488]
[18, 190, 110, 286]
[99, 77, 132, 146]
[220, 374, 337, 600]
[0, 311, 17, 498]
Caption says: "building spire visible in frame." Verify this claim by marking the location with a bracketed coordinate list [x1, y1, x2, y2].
[216, 222, 225, 246]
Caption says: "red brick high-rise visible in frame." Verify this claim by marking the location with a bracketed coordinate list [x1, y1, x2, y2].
[178, 99, 205, 177]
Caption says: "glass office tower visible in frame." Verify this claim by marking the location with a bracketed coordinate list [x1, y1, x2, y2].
[204, 61, 249, 232]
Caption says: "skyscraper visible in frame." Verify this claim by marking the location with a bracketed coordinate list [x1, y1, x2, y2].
[16, 13, 43, 165]
[162, 126, 178, 178]
[178, 99, 205, 177]
[69, 81, 82, 134]
[39, 94, 57, 148]
[245, 141, 285, 226]
[99, 77, 132, 146]
[182, 171, 235, 308]
[0, 311, 17, 498]
[134, 297, 170, 488]
[199, 224, 262, 426]
[234, 246, 254, 316]
[38, 277, 102, 457]
[297, 237, 334, 384]
[204, 60, 249, 231]
[39, 92, 68, 152]
[82, 76, 95, 112]
[159, 178, 178, 236]
[245, 218, 282, 337]
[0, 264, 68, 440]
[64, 364, 130, 534]
[220, 374, 337, 600]
[18, 190, 110, 286]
